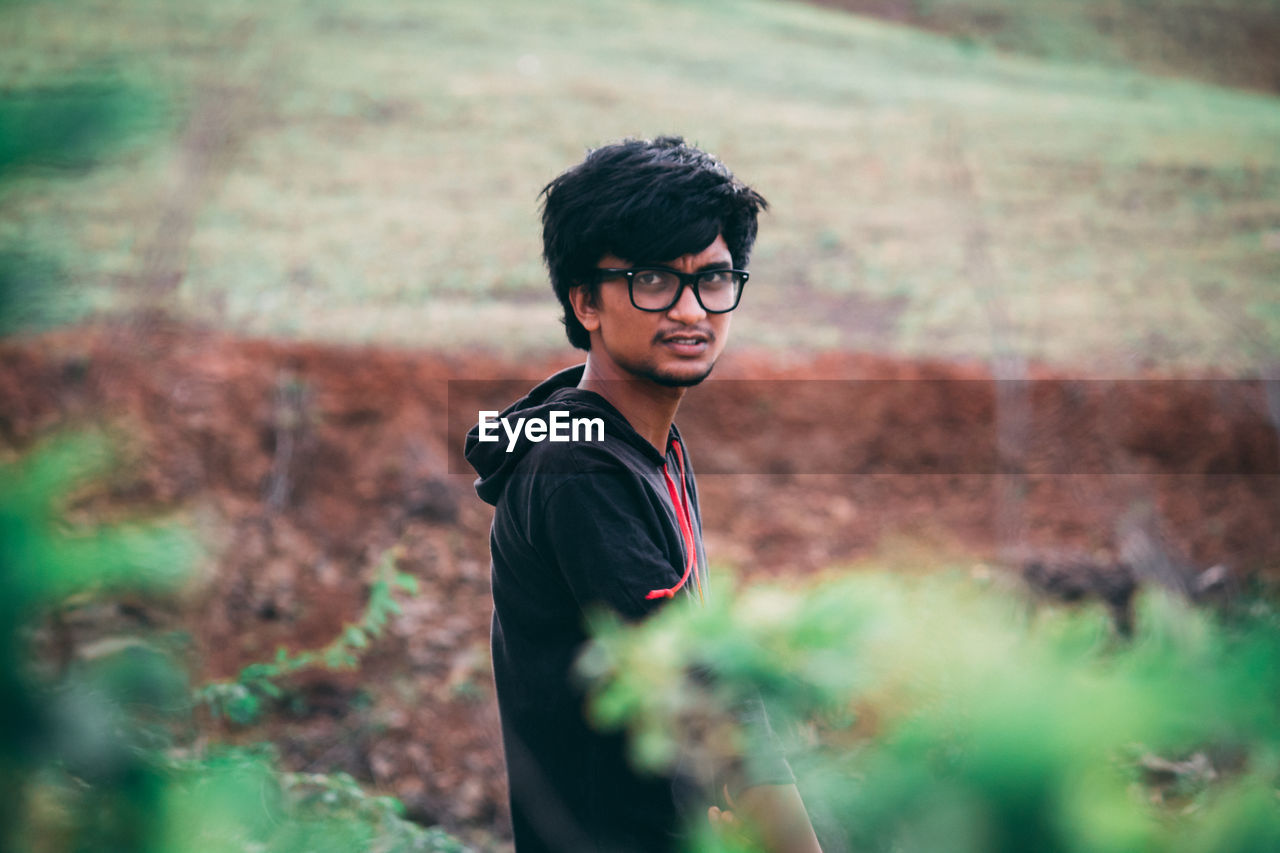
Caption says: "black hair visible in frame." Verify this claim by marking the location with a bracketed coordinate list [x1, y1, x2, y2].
[540, 136, 767, 350]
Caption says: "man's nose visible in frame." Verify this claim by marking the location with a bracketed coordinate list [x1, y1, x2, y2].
[666, 282, 707, 324]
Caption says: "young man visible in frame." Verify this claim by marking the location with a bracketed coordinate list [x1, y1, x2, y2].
[465, 137, 820, 852]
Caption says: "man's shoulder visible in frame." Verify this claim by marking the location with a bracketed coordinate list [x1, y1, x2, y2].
[499, 438, 667, 545]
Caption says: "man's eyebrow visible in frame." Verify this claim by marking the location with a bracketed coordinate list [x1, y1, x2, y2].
[641, 259, 734, 271]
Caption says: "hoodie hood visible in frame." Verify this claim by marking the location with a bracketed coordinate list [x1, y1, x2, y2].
[464, 364, 666, 505]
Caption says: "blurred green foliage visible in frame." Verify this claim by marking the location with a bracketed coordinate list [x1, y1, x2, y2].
[0, 78, 161, 334]
[0, 434, 190, 852]
[154, 746, 467, 853]
[583, 571, 1280, 852]
[0, 73, 470, 853]
[0, 437, 468, 852]
[0, 64, 180, 853]
[0, 82, 158, 179]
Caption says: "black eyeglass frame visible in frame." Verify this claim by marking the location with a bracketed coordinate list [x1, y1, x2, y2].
[589, 266, 750, 314]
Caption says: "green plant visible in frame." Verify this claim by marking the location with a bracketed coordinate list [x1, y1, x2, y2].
[0, 77, 161, 334]
[0, 438, 467, 852]
[156, 745, 470, 853]
[582, 570, 1280, 852]
[0, 68, 467, 852]
[0, 434, 195, 852]
[195, 546, 419, 725]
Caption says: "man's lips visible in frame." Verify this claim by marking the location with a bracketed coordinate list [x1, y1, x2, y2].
[656, 330, 713, 345]
[657, 330, 713, 356]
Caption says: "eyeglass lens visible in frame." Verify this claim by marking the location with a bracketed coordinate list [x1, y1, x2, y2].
[630, 269, 742, 312]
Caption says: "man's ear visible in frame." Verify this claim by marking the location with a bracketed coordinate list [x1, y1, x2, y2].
[568, 284, 601, 333]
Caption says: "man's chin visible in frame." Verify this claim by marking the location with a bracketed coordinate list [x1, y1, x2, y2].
[647, 360, 716, 388]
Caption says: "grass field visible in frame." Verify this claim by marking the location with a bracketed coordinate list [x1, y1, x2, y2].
[3, 0, 1279, 370]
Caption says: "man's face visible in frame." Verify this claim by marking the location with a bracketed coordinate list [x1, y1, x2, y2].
[571, 234, 734, 388]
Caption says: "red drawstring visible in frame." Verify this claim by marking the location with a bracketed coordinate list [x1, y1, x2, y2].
[646, 440, 702, 602]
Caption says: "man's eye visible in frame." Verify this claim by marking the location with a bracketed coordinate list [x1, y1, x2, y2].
[700, 270, 733, 289]
[633, 271, 671, 289]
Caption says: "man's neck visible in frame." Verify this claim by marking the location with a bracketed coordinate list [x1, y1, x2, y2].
[578, 355, 685, 454]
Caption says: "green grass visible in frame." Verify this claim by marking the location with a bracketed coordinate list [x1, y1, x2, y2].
[3, 0, 1279, 370]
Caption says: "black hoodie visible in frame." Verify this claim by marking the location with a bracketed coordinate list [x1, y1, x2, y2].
[466, 365, 790, 853]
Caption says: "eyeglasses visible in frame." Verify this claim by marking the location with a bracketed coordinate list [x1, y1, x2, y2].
[591, 266, 749, 313]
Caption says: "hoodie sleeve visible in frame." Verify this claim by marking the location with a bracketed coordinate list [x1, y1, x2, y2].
[535, 468, 685, 622]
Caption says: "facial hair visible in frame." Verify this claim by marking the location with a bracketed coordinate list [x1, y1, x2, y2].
[636, 358, 717, 388]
